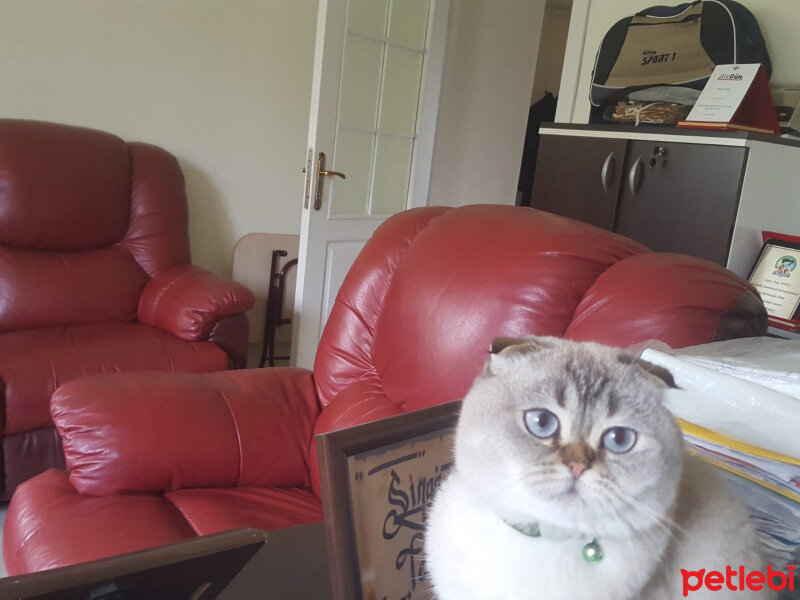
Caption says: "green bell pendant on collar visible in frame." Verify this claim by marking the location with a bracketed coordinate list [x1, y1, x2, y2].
[582, 538, 603, 563]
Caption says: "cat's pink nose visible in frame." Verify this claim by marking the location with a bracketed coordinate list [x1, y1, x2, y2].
[569, 462, 587, 479]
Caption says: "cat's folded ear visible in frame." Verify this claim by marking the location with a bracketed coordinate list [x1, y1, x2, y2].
[489, 336, 556, 355]
[618, 354, 679, 389]
[484, 336, 556, 376]
[490, 337, 528, 354]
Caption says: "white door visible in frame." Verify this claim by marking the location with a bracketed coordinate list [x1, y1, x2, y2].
[291, 0, 449, 368]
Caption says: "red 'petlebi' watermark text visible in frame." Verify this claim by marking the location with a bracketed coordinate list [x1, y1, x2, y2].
[681, 565, 796, 596]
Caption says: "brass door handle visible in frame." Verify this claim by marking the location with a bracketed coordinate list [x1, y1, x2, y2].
[314, 152, 347, 210]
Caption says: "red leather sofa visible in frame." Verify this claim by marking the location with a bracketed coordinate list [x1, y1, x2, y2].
[0, 119, 254, 499]
[4, 205, 766, 574]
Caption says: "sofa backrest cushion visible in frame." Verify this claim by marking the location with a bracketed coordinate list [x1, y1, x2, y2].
[564, 252, 768, 345]
[308, 205, 766, 497]
[313, 205, 649, 414]
[0, 120, 131, 251]
[0, 120, 191, 332]
[120, 142, 191, 277]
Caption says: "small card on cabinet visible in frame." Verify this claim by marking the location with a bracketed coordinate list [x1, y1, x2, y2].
[678, 64, 779, 135]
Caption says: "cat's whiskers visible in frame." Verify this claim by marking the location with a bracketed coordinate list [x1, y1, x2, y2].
[580, 474, 672, 541]
[607, 496, 666, 547]
[414, 577, 438, 598]
[443, 463, 564, 508]
[507, 469, 583, 506]
[601, 480, 691, 542]
[439, 463, 600, 534]
[588, 484, 644, 538]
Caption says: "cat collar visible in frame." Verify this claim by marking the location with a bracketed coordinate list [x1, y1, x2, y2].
[504, 520, 603, 564]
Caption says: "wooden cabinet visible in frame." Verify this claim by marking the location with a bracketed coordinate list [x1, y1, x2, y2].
[528, 125, 800, 278]
[530, 136, 626, 230]
[614, 140, 747, 264]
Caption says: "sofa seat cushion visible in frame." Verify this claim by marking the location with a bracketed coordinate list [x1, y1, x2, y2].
[3, 469, 197, 575]
[0, 322, 228, 435]
[164, 487, 323, 536]
[0, 245, 149, 333]
[4, 470, 324, 575]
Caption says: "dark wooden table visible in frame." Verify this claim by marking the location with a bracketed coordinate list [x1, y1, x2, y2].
[219, 522, 332, 599]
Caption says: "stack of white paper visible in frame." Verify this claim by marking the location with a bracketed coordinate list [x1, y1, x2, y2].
[639, 338, 800, 587]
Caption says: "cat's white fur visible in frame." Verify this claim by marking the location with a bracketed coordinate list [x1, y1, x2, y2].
[426, 337, 769, 600]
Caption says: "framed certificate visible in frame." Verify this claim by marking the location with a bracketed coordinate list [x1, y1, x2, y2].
[316, 401, 461, 600]
[748, 234, 800, 322]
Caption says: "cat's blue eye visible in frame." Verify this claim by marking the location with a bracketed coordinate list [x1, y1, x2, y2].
[523, 409, 559, 439]
[601, 427, 637, 453]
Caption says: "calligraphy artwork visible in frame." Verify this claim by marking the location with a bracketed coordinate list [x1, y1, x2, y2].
[348, 428, 456, 600]
[316, 399, 461, 600]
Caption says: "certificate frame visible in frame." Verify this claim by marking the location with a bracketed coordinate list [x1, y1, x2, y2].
[747, 232, 800, 324]
[316, 400, 461, 600]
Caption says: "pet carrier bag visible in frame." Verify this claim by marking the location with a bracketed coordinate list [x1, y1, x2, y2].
[590, 0, 770, 124]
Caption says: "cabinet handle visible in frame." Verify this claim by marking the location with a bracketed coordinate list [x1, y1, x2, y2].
[628, 157, 643, 195]
[600, 152, 616, 194]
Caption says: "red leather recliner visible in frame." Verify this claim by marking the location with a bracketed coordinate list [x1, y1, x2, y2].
[0, 119, 254, 498]
[4, 205, 767, 574]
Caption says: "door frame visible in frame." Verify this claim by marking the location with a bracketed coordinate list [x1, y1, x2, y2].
[408, 0, 450, 208]
[554, 0, 591, 124]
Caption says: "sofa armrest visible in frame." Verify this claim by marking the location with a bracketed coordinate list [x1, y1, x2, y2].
[208, 314, 250, 369]
[565, 253, 768, 349]
[308, 377, 405, 497]
[138, 265, 255, 341]
[52, 368, 319, 496]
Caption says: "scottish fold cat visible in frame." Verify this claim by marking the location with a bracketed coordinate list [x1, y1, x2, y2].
[426, 336, 770, 600]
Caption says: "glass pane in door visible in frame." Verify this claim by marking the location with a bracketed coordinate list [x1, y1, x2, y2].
[379, 46, 424, 134]
[329, 0, 432, 218]
[331, 130, 374, 216]
[348, 0, 389, 39]
[338, 35, 383, 131]
[388, 0, 430, 49]
[372, 135, 413, 215]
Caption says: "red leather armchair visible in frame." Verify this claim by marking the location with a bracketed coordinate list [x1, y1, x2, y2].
[4, 205, 766, 574]
[0, 120, 254, 498]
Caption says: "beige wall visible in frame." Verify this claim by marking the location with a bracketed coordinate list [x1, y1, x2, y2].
[0, 0, 317, 277]
[568, 0, 800, 123]
[428, 0, 546, 207]
[0, 0, 546, 276]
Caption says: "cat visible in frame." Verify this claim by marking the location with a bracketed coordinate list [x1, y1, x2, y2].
[426, 336, 770, 600]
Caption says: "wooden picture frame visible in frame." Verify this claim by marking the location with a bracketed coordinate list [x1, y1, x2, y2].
[316, 400, 461, 600]
[0, 528, 267, 599]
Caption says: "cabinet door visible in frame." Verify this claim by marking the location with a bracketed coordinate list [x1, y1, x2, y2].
[614, 141, 747, 265]
[530, 135, 628, 230]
